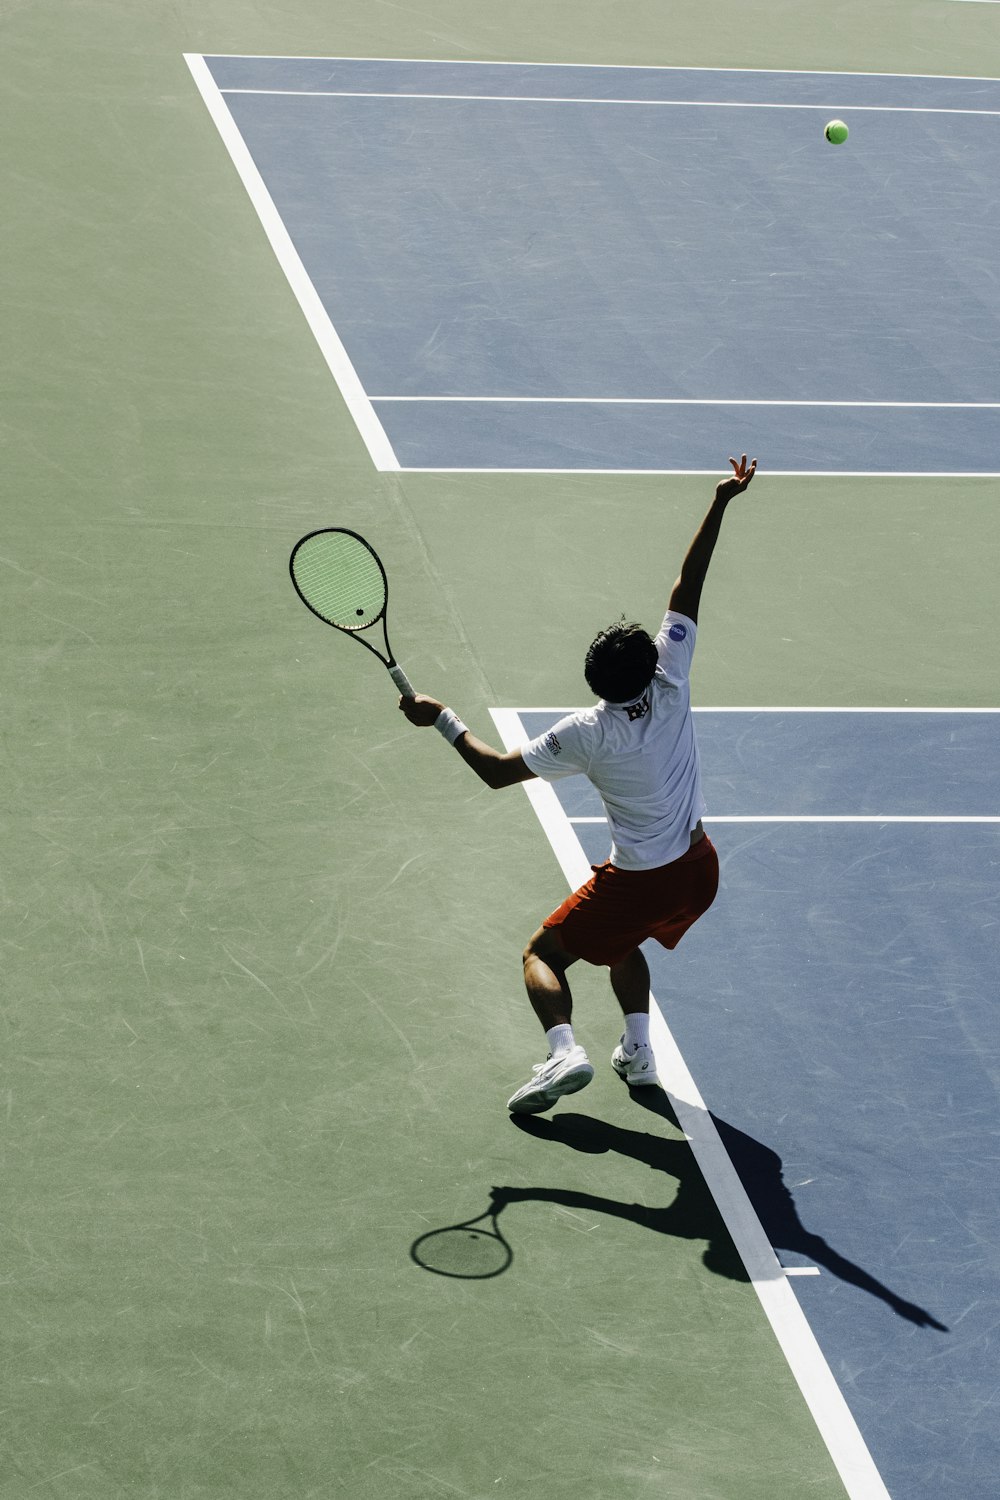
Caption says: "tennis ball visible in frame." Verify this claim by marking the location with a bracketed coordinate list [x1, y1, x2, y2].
[824, 119, 849, 145]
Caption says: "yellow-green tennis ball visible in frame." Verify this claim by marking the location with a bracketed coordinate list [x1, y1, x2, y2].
[824, 119, 849, 145]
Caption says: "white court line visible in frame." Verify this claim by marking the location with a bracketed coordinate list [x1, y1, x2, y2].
[696, 705, 1000, 712]
[202, 55, 1000, 83]
[398, 467, 1000, 477]
[373, 397, 1000, 408]
[570, 815, 1000, 824]
[490, 704, 893, 1500]
[218, 87, 1000, 118]
[183, 54, 399, 472]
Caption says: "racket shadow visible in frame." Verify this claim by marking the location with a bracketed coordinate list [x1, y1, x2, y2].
[410, 1191, 515, 1280]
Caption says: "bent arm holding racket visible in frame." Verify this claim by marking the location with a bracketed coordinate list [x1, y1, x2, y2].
[398, 695, 536, 789]
[288, 524, 531, 785]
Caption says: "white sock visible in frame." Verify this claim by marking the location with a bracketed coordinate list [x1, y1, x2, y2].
[546, 1023, 575, 1057]
[623, 1013, 650, 1052]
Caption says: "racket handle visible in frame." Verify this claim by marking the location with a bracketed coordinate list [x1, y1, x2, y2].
[389, 664, 416, 697]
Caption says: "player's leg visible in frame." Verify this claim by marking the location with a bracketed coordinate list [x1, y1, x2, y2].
[609, 946, 650, 1017]
[609, 947, 658, 1087]
[507, 926, 593, 1116]
[522, 924, 579, 1030]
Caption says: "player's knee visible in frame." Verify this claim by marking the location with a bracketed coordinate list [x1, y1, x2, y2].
[523, 926, 572, 973]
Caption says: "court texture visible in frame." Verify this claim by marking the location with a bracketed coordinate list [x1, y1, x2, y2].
[3, 2, 999, 1497]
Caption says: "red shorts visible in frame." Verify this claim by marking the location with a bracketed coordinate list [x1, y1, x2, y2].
[542, 835, 719, 968]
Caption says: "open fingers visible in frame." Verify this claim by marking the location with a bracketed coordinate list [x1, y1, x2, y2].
[728, 454, 757, 486]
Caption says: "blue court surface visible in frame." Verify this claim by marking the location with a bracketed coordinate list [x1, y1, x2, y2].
[514, 709, 1000, 1500]
[194, 56, 1000, 473]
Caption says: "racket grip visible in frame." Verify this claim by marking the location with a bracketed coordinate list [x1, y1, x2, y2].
[389, 664, 416, 697]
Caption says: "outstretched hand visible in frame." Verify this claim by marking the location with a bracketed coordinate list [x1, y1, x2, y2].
[715, 454, 757, 504]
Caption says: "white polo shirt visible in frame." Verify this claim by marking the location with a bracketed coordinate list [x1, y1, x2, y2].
[520, 611, 705, 871]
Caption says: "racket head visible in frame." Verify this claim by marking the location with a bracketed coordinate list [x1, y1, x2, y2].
[410, 1221, 513, 1280]
[410, 1195, 514, 1280]
[289, 528, 388, 633]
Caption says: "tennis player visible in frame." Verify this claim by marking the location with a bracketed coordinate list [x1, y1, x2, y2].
[399, 455, 757, 1113]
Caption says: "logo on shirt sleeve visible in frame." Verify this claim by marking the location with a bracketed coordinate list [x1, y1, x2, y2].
[668, 623, 688, 642]
[543, 730, 562, 756]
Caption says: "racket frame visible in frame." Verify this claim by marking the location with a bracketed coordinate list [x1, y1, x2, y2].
[289, 527, 415, 695]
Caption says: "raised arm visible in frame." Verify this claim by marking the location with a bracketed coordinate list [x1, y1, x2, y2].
[397, 694, 536, 789]
[668, 455, 756, 625]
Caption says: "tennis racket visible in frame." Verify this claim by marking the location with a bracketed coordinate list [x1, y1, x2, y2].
[289, 528, 415, 696]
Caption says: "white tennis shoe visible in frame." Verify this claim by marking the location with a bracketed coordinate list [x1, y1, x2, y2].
[506, 1046, 595, 1115]
[611, 1038, 658, 1086]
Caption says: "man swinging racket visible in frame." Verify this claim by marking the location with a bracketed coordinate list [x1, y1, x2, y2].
[399, 455, 757, 1114]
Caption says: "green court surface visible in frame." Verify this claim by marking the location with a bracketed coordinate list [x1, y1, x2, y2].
[3, 2, 998, 1496]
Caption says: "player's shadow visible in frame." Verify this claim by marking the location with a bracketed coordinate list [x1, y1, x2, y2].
[506, 1108, 749, 1283]
[511, 1088, 948, 1331]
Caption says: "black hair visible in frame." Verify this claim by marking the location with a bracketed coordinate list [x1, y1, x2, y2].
[584, 618, 657, 703]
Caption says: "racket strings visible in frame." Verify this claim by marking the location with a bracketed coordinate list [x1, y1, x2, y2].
[291, 531, 387, 630]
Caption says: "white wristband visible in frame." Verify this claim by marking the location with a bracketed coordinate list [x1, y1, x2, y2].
[434, 708, 468, 745]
